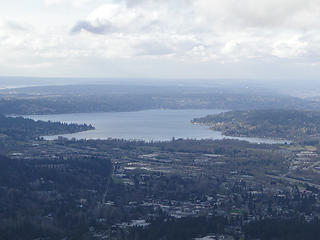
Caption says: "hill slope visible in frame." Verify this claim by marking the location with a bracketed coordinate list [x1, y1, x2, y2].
[192, 109, 320, 141]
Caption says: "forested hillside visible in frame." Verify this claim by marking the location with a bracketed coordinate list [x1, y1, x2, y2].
[0, 154, 112, 239]
[0, 114, 94, 140]
[192, 109, 320, 140]
[1, 84, 319, 115]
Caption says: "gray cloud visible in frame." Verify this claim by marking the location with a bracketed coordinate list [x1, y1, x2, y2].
[3, 0, 320, 79]
[136, 41, 174, 56]
[6, 20, 29, 31]
[70, 20, 114, 34]
[120, 0, 192, 8]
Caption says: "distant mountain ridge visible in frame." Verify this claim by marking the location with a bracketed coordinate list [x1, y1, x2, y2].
[1, 84, 319, 115]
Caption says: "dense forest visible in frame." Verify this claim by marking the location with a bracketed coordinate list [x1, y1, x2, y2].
[192, 109, 320, 141]
[129, 217, 320, 240]
[0, 114, 94, 140]
[128, 216, 227, 240]
[244, 218, 320, 240]
[0, 154, 112, 240]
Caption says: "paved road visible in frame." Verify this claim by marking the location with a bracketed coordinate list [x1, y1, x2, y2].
[266, 174, 320, 189]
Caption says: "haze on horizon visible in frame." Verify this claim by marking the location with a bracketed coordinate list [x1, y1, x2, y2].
[1, 0, 320, 81]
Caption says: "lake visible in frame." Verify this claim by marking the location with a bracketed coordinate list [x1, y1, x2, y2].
[25, 109, 287, 144]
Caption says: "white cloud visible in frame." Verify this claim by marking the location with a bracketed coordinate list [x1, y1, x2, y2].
[67, 0, 320, 63]
[191, 0, 320, 30]
[44, 0, 93, 7]
[2, 0, 320, 78]
[272, 35, 308, 58]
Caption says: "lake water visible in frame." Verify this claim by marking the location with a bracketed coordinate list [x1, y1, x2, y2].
[25, 109, 287, 144]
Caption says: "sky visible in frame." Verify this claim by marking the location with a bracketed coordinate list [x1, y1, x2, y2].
[1, 0, 320, 80]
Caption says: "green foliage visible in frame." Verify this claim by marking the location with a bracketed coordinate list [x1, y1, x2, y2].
[0, 154, 112, 239]
[0, 114, 93, 140]
[193, 109, 320, 140]
[244, 218, 320, 240]
[129, 216, 227, 240]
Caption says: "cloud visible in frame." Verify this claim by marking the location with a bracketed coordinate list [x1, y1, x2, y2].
[135, 41, 174, 56]
[191, 0, 320, 30]
[272, 35, 308, 58]
[5, 20, 29, 31]
[71, 1, 320, 36]
[70, 2, 193, 35]
[0, 19, 30, 32]
[70, 20, 114, 34]
[2, 0, 320, 78]
[66, 0, 320, 62]
[44, 0, 93, 7]
[104, 0, 320, 31]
